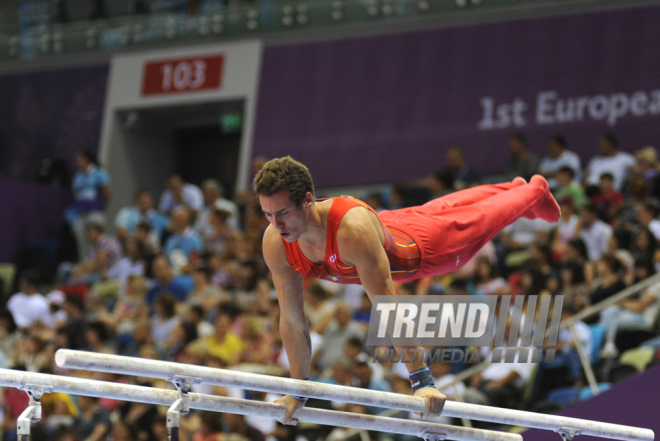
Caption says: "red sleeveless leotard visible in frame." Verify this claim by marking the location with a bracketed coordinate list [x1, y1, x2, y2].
[281, 196, 420, 284]
[280, 179, 556, 284]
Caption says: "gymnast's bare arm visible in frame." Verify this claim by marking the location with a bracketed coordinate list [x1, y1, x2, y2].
[337, 208, 446, 417]
[262, 225, 311, 424]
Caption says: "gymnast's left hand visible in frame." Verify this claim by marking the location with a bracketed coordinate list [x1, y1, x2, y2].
[414, 387, 446, 419]
[274, 395, 306, 425]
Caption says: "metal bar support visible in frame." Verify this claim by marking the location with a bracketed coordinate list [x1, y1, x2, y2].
[166, 375, 198, 441]
[16, 384, 53, 441]
[559, 427, 584, 441]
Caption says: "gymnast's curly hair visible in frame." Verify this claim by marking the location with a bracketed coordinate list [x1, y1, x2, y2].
[254, 156, 314, 206]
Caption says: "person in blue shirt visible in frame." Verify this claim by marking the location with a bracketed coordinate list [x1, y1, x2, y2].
[115, 189, 169, 243]
[146, 255, 191, 308]
[163, 206, 204, 273]
[64, 150, 111, 260]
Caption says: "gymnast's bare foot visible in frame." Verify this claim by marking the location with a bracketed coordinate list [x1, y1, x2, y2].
[528, 175, 561, 223]
[510, 177, 542, 219]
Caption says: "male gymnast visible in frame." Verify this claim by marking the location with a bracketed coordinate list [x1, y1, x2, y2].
[256, 156, 560, 424]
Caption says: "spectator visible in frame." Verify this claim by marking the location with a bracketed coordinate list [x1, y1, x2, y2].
[441, 145, 482, 190]
[474, 256, 509, 295]
[529, 242, 558, 286]
[630, 226, 658, 267]
[585, 133, 635, 191]
[72, 396, 111, 441]
[634, 146, 660, 198]
[343, 337, 366, 365]
[580, 203, 613, 261]
[324, 358, 354, 389]
[102, 238, 146, 298]
[506, 133, 540, 182]
[427, 170, 454, 199]
[553, 166, 587, 209]
[551, 197, 580, 260]
[516, 263, 550, 298]
[365, 192, 387, 212]
[470, 343, 535, 409]
[7, 270, 50, 329]
[608, 229, 635, 286]
[351, 292, 372, 332]
[59, 218, 123, 285]
[44, 290, 68, 330]
[134, 221, 161, 255]
[108, 419, 133, 441]
[204, 307, 244, 366]
[188, 304, 214, 338]
[119, 319, 152, 357]
[115, 189, 169, 243]
[599, 263, 659, 358]
[100, 274, 149, 339]
[303, 283, 335, 331]
[162, 319, 197, 360]
[187, 265, 225, 316]
[589, 253, 626, 306]
[17, 334, 48, 372]
[65, 150, 111, 260]
[230, 259, 268, 313]
[193, 411, 224, 441]
[204, 208, 236, 256]
[563, 238, 589, 264]
[239, 314, 272, 365]
[353, 360, 392, 413]
[388, 185, 408, 209]
[558, 260, 589, 313]
[313, 302, 365, 373]
[84, 321, 115, 354]
[224, 412, 266, 441]
[151, 294, 180, 354]
[59, 296, 87, 350]
[146, 256, 190, 307]
[0, 312, 20, 364]
[158, 174, 203, 216]
[207, 252, 232, 289]
[539, 134, 581, 189]
[51, 427, 79, 441]
[592, 172, 625, 223]
[242, 202, 270, 237]
[195, 178, 241, 235]
[498, 216, 553, 271]
[163, 206, 204, 273]
[636, 200, 660, 241]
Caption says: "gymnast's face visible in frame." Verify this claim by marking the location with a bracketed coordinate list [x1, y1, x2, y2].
[260, 189, 312, 243]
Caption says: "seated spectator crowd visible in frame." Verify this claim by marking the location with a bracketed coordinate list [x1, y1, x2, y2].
[2, 133, 660, 441]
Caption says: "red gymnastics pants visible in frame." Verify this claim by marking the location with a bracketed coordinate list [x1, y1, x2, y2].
[378, 176, 560, 281]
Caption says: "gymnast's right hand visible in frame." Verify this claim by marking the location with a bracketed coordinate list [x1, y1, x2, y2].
[275, 395, 306, 425]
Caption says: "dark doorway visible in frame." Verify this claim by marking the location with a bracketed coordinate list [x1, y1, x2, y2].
[173, 125, 241, 198]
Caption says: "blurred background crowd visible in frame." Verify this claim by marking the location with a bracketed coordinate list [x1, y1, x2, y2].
[1, 131, 660, 441]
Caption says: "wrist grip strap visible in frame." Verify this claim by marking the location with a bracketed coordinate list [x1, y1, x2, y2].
[409, 367, 435, 393]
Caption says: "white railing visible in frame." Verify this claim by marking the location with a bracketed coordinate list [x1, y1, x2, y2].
[440, 272, 660, 398]
[55, 350, 654, 441]
[0, 368, 519, 441]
